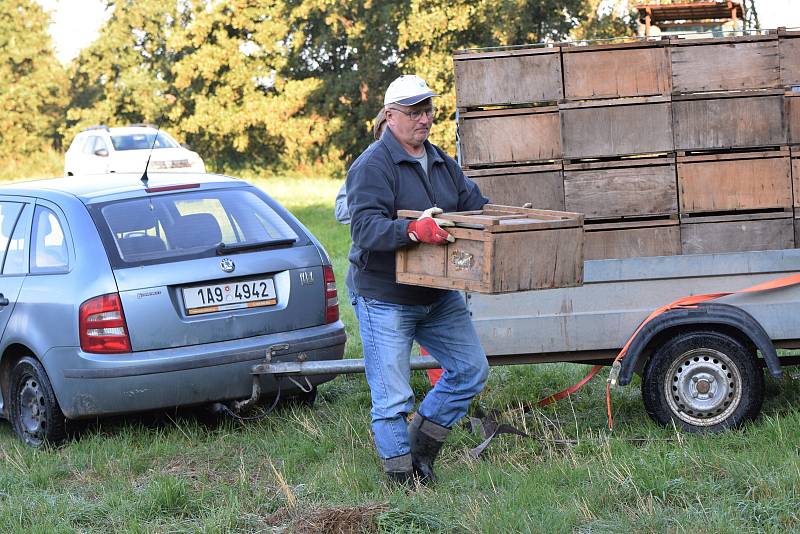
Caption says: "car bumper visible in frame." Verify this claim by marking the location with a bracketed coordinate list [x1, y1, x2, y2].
[43, 322, 346, 419]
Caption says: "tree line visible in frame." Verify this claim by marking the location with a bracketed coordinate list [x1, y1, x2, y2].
[2, 0, 635, 177]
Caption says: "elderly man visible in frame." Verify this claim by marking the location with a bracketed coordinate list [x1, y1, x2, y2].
[346, 75, 490, 484]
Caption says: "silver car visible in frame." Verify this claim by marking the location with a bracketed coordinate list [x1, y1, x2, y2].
[0, 173, 345, 446]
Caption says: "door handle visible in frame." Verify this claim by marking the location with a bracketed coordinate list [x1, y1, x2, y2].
[0, 294, 9, 307]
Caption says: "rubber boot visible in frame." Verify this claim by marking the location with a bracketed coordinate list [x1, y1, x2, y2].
[382, 453, 414, 486]
[408, 414, 450, 484]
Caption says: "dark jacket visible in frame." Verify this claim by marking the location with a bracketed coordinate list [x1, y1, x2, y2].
[346, 128, 488, 305]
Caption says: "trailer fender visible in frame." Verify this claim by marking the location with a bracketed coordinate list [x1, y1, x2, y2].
[618, 302, 781, 386]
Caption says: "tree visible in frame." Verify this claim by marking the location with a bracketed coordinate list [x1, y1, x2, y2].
[0, 0, 67, 159]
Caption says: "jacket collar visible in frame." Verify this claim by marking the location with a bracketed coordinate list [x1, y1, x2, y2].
[380, 127, 445, 166]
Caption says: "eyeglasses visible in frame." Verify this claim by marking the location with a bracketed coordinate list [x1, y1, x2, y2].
[388, 106, 436, 121]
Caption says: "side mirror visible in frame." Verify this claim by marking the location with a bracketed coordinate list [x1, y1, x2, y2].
[94, 148, 109, 157]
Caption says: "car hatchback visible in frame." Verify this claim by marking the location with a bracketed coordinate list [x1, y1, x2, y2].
[0, 173, 345, 446]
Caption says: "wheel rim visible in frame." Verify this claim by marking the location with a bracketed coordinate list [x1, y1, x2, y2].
[664, 347, 742, 427]
[17, 375, 47, 443]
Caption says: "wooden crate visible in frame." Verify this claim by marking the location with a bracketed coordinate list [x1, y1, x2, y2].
[559, 96, 673, 160]
[788, 92, 800, 145]
[673, 90, 786, 152]
[584, 217, 680, 260]
[453, 47, 563, 108]
[395, 205, 583, 293]
[459, 106, 561, 167]
[681, 211, 794, 255]
[677, 149, 793, 214]
[563, 156, 677, 220]
[779, 29, 800, 87]
[561, 40, 671, 100]
[464, 163, 564, 211]
[670, 35, 780, 94]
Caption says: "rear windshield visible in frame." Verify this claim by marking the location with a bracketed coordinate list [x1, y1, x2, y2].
[94, 188, 301, 265]
[110, 133, 178, 151]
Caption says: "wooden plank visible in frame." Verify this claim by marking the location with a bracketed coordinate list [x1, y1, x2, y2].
[563, 45, 671, 100]
[459, 109, 561, 166]
[467, 169, 565, 211]
[454, 50, 563, 107]
[672, 94, 785, 151]
[795, 216, 800, 250]
[558, 95, 670, 109]
[464, 162, 562, 176]
[677, 152, 793, 213]
[563, 155, 672, 171]
[560, 100, 673, 159]
[564, 161, 677, 219]
[788, 93, 800, 145]
[681, 216, 794, 254]
[670, 35, 777, 46]
[780, 35, 800, 87]
[492, 227, 584, 291]
[681, 210, 791, 224]
[453, 46, 559, 60]
[671, 39, 780, 93]
[671, 89, 784, 100]
[584, 221, 680, 260]
[676, 147, 789, 163]
[793, 151, 800, 209]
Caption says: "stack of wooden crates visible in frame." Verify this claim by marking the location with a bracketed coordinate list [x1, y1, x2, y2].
[453, 29, 800, 260]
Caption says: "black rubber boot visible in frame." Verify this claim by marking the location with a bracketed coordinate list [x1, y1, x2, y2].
[408, 414, 450, 484]
[383, 453, 414, 486]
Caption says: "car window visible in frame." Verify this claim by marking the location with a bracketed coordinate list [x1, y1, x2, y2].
[82, 136, 97, 155]
[94, 136, 108, 153]
[96, 188, 301, 266]
[3, 204, 32, 275]
[0, 202, 23, 271]
[31, 206, 69, 273]
[110, 133, 178, 151]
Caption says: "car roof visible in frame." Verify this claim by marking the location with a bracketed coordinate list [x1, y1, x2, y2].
[0, 173, 248, 204]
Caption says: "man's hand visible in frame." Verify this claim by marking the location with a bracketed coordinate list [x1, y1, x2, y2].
[408, 207, 455, 245]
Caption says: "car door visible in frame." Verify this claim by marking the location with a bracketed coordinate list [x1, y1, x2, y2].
[83, 135, 110, 174]
[0, 198, 34, 339]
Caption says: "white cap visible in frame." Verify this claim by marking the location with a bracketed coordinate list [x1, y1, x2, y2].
[383, 75, 439, 106]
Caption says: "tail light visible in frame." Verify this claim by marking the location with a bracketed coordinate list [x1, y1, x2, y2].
[79, 293, 132, 353]
[323, 265, 339, 324]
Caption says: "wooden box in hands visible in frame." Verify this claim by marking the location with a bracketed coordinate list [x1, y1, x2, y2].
[395, 205, 584, 294]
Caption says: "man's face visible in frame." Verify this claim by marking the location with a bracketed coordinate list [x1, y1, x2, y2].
[385, 99, 434, 151]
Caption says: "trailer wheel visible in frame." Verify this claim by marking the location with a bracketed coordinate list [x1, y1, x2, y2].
[642, 331, 763, 432]
[8, 356, 67, 447]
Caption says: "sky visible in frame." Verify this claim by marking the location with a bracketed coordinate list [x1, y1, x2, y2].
[35, 0, 800, 64]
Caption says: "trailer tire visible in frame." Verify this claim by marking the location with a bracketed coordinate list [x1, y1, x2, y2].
[642, 330, 763, 432]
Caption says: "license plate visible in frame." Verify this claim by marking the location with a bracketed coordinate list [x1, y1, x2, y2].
[183, 277, 277, 315]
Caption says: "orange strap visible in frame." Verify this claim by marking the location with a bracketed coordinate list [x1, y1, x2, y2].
[535, 272, 800, 427]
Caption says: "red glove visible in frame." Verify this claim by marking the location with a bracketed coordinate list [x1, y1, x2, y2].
[408, 208, 455, 245]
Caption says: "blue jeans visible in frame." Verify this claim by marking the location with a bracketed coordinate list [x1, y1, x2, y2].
[352, 290, 489, 460]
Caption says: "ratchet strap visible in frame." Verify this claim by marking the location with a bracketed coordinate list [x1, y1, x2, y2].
[535, 272, 800, 431]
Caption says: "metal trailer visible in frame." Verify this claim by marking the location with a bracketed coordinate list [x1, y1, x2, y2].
[260, 249, 800, 431]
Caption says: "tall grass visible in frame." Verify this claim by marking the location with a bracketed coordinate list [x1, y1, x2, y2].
[1, 174, 800, 532]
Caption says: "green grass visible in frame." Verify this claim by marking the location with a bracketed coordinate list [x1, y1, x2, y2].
[2, 173, 800, 532]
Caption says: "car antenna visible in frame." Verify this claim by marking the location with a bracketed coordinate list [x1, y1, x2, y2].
[140, 123, 162, 186]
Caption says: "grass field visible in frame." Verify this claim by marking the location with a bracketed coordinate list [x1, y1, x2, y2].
[2, 174, 800, 533]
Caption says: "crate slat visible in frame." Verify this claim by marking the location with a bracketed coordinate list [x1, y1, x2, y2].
[793, 148, 800, 209]
[564, 157, 677, 219]
[779, 31, 800, 87]
[673, 92, 785, 151]
[559, 96, 672, 160]
[454, 48, 563, 108]
[681, 212, 794, 254]
[677, 149, 792, 213]
[788, 92, 800, 145]
[464, 164, 565, 211]
[671, 37, 780, 93]
[562, 42, 671, 100]
[584, 218, 680, 260]
[459, 107, 561, 166]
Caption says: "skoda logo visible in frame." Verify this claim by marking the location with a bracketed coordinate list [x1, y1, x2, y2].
[220, 258, 235, 273]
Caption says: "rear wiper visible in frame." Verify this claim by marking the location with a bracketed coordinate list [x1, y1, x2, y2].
[216, 238, 297, 255]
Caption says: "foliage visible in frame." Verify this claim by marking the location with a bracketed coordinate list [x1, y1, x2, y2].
[571, 0, 636, 41]
[17, 0, 634, 176]
[0, 0, 67, 160]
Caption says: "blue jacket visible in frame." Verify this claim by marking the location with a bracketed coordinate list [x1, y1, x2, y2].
[346, 128, 488, 304]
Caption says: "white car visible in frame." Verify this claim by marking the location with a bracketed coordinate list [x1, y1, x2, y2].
[64, 125, 205, 176]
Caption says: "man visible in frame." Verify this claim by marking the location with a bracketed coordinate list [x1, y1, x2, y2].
[346, 74, 490, 484]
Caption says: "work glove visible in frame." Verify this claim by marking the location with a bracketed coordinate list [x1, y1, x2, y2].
[408, 207, 455, 245]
